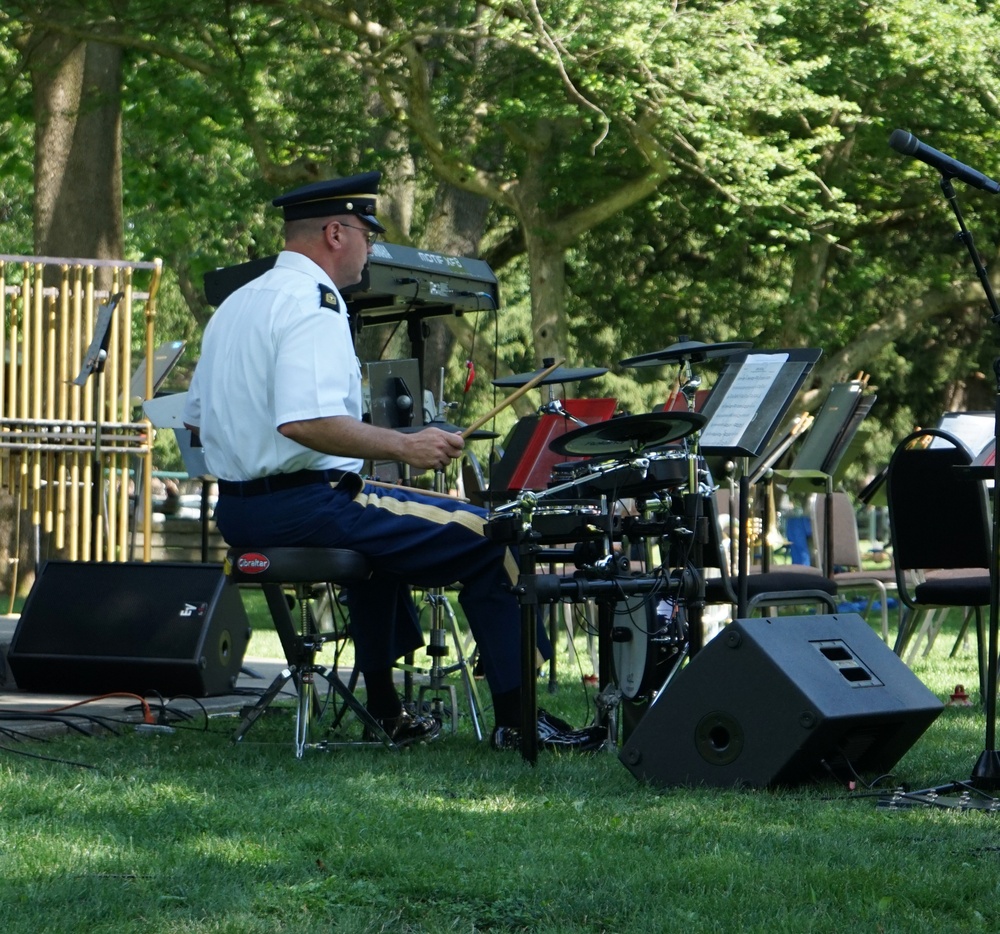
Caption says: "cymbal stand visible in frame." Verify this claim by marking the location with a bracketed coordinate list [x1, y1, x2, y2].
[673, 365, 710, 654]
[538, 397, 589, 427]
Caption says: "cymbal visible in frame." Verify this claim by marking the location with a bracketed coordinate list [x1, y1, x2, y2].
[398, 421, 500, 441]
[620, 339, 752, 368]
[492, 364, 608, 388]
[549, 412, 706, 456]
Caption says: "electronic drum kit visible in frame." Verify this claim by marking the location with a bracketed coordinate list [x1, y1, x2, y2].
[469, 338, 753, 738]
[389, 338, 752, 744]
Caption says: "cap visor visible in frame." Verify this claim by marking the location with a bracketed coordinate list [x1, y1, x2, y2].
[360, 214, 387, 235]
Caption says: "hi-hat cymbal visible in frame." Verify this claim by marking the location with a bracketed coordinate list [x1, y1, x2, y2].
[549, 411, 706, 456]
[620, 339, 752, 368]
[398, 421, 499, 440]
[492, 364, 608, 388]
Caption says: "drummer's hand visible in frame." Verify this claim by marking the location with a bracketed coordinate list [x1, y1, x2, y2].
[405, 427, 465, 471]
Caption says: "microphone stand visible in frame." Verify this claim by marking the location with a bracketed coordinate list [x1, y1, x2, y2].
[934, 177, 1000, 790]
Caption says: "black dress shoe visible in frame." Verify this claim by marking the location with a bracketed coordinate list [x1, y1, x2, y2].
[365, 708, 441, 747]
[491, 708, 605, 753]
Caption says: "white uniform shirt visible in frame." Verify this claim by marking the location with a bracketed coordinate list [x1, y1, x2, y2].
[183, 251, 364, 480]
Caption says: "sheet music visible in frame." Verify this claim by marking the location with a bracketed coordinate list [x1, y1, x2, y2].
[933, 411, 995, 458]
[700, 353, 788, 449]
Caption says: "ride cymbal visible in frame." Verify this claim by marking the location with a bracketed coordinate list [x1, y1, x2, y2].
[549, 411, 706, 456]
[620, 339, 752, 368]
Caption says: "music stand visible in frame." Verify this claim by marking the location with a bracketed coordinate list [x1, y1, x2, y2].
[73, 292, 124, 558]
[698, 349, 822, 616]
[126, 340, 188, 558]
[933, 411, 995, 460]
[778, 381, 876, 576]
[785, 382, 873, 485]
[143, 392, 213, 561]
[128, 339, 187, 409]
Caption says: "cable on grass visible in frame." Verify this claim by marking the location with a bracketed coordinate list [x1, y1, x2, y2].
[159, 695, 209, 731]
[0, 709, 124, 735]
[0, 691, 163, 739]
[22, 692, 156, 724]
[0, 742, 99, 770]
[0, 723, 40, 742]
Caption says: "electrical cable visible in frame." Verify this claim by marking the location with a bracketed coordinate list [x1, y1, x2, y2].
[0, 742, 99, 770]
[13, 692, 157, 724]
[0, 709, 125, 734]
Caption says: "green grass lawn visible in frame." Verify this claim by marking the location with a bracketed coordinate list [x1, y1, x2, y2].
[1, 598, 998, 933]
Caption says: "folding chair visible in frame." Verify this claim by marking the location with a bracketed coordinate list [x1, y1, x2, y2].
[886, 428, 991, 698]
[810, 491, 898, 643]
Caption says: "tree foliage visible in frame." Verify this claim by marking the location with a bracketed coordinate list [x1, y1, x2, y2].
[1, 0, 1000, 482]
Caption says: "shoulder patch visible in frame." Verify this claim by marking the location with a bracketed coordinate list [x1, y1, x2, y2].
[319, 284, 341, 312]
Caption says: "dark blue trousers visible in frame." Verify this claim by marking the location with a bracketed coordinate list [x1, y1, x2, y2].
[215, 477, 545, 695]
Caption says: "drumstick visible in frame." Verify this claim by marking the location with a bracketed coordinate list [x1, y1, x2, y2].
[461, 358, 566, 439]
[365, 477, 469, 503]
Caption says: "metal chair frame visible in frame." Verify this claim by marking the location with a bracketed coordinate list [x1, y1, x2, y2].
[701, 491, 840, 618]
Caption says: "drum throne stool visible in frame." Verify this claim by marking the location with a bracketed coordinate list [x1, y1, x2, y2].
[224, 545, 399, 756]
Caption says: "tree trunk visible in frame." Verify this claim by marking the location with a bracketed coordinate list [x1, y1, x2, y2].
[423, 182, 492, 410]
[31, 33, 124, 268]
[0, 35, 125, 598]
[525, 236, 567, 367]
[783, 235, 831, 347]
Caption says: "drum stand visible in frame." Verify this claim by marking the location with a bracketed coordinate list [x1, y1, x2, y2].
[412, 587, 485, 740]
[494, 459, 678, 761]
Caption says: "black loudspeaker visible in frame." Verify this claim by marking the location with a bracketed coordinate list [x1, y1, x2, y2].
[619, 614, 943, 789]
[8, 561, 251, 697]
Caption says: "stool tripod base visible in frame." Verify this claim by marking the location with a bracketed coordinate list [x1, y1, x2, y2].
[233, 663, 398, 757]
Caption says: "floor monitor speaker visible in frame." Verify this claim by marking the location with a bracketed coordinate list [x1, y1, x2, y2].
[619, 613, 943, 789]
[8, 561, 251, 697]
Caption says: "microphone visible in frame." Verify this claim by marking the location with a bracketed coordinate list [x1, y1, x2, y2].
[888, 129, 1000, 194]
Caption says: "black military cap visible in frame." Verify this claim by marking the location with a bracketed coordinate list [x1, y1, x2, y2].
[272, 171, 386, 233]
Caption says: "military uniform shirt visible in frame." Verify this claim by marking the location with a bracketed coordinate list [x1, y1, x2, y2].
[183, 250, 364, 480]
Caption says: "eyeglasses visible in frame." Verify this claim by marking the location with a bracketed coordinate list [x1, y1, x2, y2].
[330, 221, 381, 246]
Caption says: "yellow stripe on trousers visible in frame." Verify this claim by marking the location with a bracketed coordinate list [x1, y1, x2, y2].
[354, 488, 520, 586]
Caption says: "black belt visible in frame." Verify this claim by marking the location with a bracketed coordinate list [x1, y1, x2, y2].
[217, 468, 347, 497]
